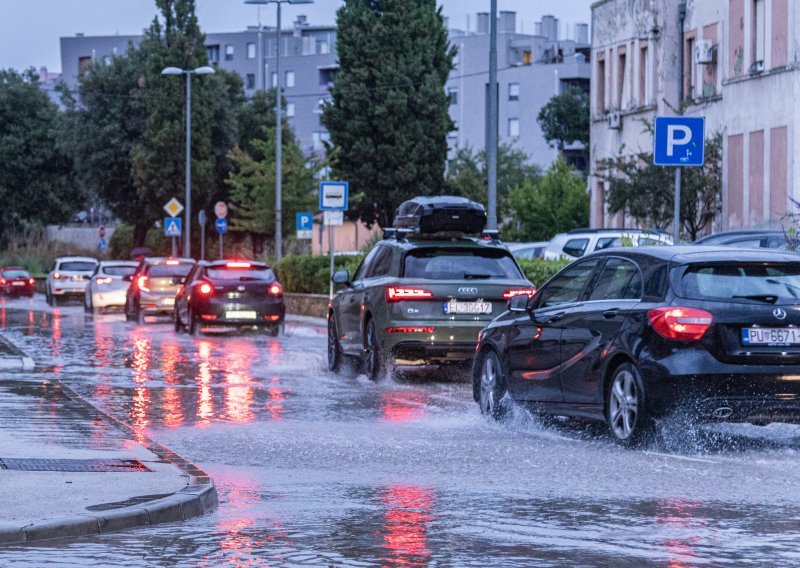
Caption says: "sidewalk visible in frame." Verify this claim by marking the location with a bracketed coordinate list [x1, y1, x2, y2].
[0, 377, 217, 544]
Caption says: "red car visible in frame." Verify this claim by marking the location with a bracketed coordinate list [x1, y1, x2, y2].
[0, 267, 35, 297]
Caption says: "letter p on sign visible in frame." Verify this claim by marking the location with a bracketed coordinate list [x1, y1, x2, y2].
[654, 116, 705, 167]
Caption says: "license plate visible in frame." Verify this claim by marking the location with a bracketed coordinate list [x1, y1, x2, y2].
[742, 327, 800, 345]
[72, 276, 84, 281]
[444, 300, 492, 315]
[12, 281, 24, 286]
[226, 310, 257, 320]
[161, 297, 175, 306]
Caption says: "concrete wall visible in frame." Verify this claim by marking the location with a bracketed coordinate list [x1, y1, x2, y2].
[310, 221, 380, 255]
[45, 225, 116, 252]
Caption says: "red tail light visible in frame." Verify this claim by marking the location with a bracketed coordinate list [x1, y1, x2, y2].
[137, 276, 150, 292]
[0, 279, 6, 285]
[197, 281, 214, 295]
[387, 287, 434, 302]
[95, 277, 112, 285]
[53, 272, 61, 280]
[503, 288, 536, 299]
[269, 283, 283, 297]
[385, 326, 435, 334]
[227, 262, 251, 268]
[648, 307, 713, 341]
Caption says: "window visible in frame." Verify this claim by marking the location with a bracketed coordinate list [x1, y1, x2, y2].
[447, 87, 458, 105]
[588, 259, 643, 301]
[207, 45, 220, 65]
[246, 74, 255, 90]
[78, 56, 92, 75]
[596, 56, 606, 112]
[247, 42, 256, 59]
[285, 70, 295, 88]
[354, 247, 382, 281]
[752, 0, 765, 67]
[453, 49, 460, 70]
[638, 45, 648, 104]
[594, 237, 618, 251]
[318, 41, 330, 54]
[681, 262, 800, 302]
[509, 82, 520, 101]
[225, 44, 234, 61]
[448, 121, 458, 139]
[522, 50, 533, 65]
[617, 50, 627, 109]
[367, 246, 393, 278]
[403, 249, 523, 280]
[271, 72, 277, 87]
[562, 238, 589, 258]
[286, 103, 295, 117]
[508, 118, 520, 138]
[538, 260, 599, 308]
[312, 131, 330, 151]
[685, 36, 695, 99]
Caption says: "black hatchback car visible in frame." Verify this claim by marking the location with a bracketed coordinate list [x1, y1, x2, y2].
[474, 246, 800, 445]
[174, 260, 285, 336]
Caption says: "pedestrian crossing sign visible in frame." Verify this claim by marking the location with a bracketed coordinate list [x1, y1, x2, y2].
[164, 217, 182, 237]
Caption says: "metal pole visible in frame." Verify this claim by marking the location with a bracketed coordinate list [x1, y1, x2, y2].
[328, 223, 334, 300]
[200, 223, 205, 261]
[673, 168, 682, 243]
[274, 1, 283, 261]
[257, 8, 264, 90]
[487, 0, 498, 230]
[171, 237, 177, 258]
[219, 234, 223, 259]
[184, 71, 192, 259]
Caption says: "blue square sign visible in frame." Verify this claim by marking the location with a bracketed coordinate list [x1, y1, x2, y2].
[319, 181, 349, 211]
[164, 217, 182, 237]
[654, 116, 705, 166]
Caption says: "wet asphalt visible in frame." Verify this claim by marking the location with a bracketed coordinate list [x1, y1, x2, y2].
[1, 296, 800, 566]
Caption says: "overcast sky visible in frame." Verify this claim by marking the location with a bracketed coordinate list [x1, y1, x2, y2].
[0, 0, 593, 73]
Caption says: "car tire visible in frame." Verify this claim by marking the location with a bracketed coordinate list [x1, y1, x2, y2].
[328, 315, 342, 373]
[267, 324, 282, 337]
[174, 307, 184, 333]
[605, 362, 653, 447]
[135, 307, 144, 324]
[188, 309, 200, 336]
[48, 292, 58, 307]
[476, 349, 509, 420]
[363, 318, 383, 381]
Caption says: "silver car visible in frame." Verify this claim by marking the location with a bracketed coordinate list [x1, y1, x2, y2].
[84, 261, 139, 313]
[46, 256, 98, 306]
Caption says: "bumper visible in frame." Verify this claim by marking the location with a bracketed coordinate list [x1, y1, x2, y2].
[192, 297, 285, 326]
[51, 284, 87, 296]
[91, 289, 127, 308]
[381, 320, 484, 365]
[0, 286, 35, 296]
[139, 292, 177, 314]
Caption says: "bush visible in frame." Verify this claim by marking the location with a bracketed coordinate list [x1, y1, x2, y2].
[0, 229, 98, 278]
[517, 258, 571, 287]
[109, 224, 172, 259]
[275, 254, 364, 294]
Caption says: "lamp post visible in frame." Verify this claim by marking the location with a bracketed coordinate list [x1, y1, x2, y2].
[486, 0, 498, 231]
[245, 0, 313, 262]
[161, 65, 216, 259]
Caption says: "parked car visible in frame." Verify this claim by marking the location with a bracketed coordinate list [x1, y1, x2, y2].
[692, 229, 785, 249]
[473, 246, 800, 445]
[46, 256, 98, 306]
[84, 261, 139, 313]
[124, 258, 195, 323]
[543, 229, 672, 260]
[174, 260, 285, 336]
[505, 241, 548, 260]
[328, 196, 535, 380]
[0, 267, 35, 297]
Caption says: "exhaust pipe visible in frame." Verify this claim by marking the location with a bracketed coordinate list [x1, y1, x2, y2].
[712, 406, 733, 419]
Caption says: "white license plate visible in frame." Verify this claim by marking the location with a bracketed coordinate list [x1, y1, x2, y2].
[11, 281, 24, 286]
[742, 327, 800, 345]
[226, 310, 257, 320]
[444, 300, 492, 315]
[161, 297, 175, 306]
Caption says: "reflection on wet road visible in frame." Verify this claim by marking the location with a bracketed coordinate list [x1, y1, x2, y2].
[2, 300, 800, 565]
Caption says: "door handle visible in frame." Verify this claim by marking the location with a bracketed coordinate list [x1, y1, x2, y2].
[548, 311, 566, 323]
[603, 308, 620, 319]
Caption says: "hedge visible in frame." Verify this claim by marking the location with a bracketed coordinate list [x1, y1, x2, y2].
[517, 258, 571, 287]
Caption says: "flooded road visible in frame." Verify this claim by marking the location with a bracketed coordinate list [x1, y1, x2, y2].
[2, 298, 800, 566]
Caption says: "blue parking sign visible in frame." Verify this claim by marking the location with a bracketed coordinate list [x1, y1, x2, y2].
[654, 116, 705, 166]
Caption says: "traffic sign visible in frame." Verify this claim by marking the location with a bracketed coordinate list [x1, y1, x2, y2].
[323, 210, 344, 226]
[654, 116, 705, 166]
[198, 210, 207, 225]
[215, 217, 228, 235]
[164, 197, 184, 218]
[214, 201, 228, 219]
[296, 212, 313, 239]
[319, 181, 349, 210]
[98, 238, 107, 253]
[98, 225, 106, 239]
[164, 217, 182, 237]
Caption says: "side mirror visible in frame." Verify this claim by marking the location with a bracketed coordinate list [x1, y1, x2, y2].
[122, 274, 133, 282]
[332, 269, 350, 285]
[508, 294, 529, 313]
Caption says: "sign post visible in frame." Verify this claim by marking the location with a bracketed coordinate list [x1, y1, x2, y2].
[214, 202, 228, 259]
[198, 210, 207, 260]
[654, 116, 705, 244]
[164, 197, 184, 258]
[320, 182, 348, 300]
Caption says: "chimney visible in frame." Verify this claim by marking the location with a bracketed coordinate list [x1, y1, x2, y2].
[295, 14, 308, 27]
[540, 15, 558, 41]
[498, 11, 516, 33]
[574, 23, 589, 44]
[477, 12, 489, 34]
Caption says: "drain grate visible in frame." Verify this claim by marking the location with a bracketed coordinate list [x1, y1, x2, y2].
[0, 458, 151, 472]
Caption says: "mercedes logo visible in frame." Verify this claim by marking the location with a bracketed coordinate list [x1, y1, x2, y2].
[773, 308, 787, 320]
[458, 287, 479, 295]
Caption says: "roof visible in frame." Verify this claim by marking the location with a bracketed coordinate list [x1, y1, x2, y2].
[98, 260, 138, 266]
[55, 256, 98, 263]
[142, 257, 195, 264]
[585, 245, 800, 264]
[693, 229, 784, 243]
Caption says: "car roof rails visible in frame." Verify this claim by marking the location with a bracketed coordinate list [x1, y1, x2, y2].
[566, 227, 668, 235]
[382, 227, 414, 241]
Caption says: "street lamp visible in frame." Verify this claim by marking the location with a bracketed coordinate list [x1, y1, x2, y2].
[245, 0, 314, 261]
[161, 65, 216, 259]
[486, 0, 498, 231]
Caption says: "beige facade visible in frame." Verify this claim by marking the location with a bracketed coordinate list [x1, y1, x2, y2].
[311, 220, 380, 255]
[590, 0, 800, 233]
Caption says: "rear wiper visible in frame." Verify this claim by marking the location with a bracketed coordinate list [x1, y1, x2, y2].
[732, 294, 778, 303]
[463, 273, 493, 280]
[239, 277, 262, 281]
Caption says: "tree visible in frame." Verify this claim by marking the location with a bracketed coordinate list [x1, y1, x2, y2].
[597, 131, 722, 241]
[0, 69, 84, 243]
[507, 158, 588, 241]
[537, 86, 590, 151]
[323, 0, 455, 228]
[446, 144, 541, 220]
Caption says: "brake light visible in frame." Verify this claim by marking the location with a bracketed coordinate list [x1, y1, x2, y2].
[28, 278, 34, 285]
[503, 288, 536, 299]
[0, 279, 6, 285]
[197, 281, 214, 295]
[166, 260, 180, 265]
[386, 287, 433, 302]
[268, 283, 283, 296]
[648, 307, 713, 341]
[95, 277, 112, 285]
[137, 276, 150, 292]
[227, 262, 251, 268]
[53, 272, 61, 280]
[385, 327, 435, 333]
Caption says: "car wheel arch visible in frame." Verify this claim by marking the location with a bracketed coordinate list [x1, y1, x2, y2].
[600, 353, 637, 401]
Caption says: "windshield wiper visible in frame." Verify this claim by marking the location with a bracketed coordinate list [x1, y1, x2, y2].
[463, 273, 493, 280]
[732, 294, 779, 303]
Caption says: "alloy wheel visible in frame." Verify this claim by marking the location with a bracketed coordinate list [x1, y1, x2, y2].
[609, 369, 638, 440]
[364, 320, 380, 380]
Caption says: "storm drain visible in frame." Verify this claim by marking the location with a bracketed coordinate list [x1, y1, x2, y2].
[0, 458, 151, 472]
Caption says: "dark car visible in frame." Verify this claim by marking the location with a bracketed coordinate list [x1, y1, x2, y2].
[173, 260, 285, 336]
[692, 230, 786, 249]
[473, 246, 800, 445]
[125, 258, 195, 323]
[0, 267, 35, 297]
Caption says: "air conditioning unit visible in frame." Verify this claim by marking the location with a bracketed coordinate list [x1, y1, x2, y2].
[694, 39, 715, 64]
[750, 60, 765, 74]
[607, 112, 622, 130]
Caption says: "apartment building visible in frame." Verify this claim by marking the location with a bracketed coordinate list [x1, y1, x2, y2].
[590, 0, 800, 232]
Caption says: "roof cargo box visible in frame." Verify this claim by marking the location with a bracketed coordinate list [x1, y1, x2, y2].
[393, 196, 487, 234]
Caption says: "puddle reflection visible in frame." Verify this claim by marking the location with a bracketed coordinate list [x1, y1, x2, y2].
[655, 499, 706, 568]
[381, 485, 435, 567]
[381, 391, 430, 423]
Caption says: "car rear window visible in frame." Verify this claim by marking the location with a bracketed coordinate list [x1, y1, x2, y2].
[102, 265, 136, 277]
[3, 270, 29, 278]
[59, 261, 96, 272]
[147, 263, 193, 278]
[681, 263, 800, 302]
[206, 267, 274, 281]
[403, 248, 523, 280]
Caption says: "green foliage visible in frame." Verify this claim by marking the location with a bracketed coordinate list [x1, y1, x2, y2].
[446, 145, 542, 220]
[0, 229, 96, 277]
[516, 258, 571, 288]
[597, 129, 722, 242]
[537, 86, 590, 151]
[323, 0, 455, 228]
[0, 69, 85, 243]
[506, 158, 589, 241]
[274, 254, 365, 294]
[108, 223, 172, 259]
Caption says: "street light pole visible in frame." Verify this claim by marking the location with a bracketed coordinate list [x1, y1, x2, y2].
[487, 0, 498, 230]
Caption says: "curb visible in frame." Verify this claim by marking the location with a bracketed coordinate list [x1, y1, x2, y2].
[0, 379, 218, 545]
[0, 333, 35, 371]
